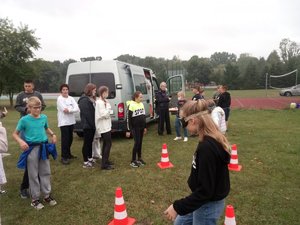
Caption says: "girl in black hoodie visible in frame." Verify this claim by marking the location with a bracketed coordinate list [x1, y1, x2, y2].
[164, 99, 231, 224]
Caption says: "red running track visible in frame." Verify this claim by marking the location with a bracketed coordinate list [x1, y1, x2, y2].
[231, 97, 300, 109]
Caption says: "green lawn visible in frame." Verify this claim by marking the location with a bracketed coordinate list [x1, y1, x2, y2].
[0, 95, 299, 225]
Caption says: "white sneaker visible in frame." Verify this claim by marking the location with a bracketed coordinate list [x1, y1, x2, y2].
[31, 200, 44, 210]
[184, 137, 188, 142]
[174, 137, 182, 141]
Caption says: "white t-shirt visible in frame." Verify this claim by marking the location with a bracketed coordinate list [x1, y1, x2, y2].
[211, 106, 227, 134]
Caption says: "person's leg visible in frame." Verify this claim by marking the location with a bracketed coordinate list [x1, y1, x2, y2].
[82, 129, 94, 162]
[39, 158, 51, 198]
[27, 146, 41, 201]
[175, 116, 181, 137]
[174, 213, 193, 225]
[192, 199, 225, 225]
[131, 129, 138, 162]
[60, 126, 70, 160]
[165, 109, 171, 134]
[20, 168, 29, 194]
[158, 110, 165, 135]
[101, 131, 112, 168]
[68, 125, 74, 157]
[137, 128, 144, 160]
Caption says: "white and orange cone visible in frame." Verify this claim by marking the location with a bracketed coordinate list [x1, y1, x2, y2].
[157, 143, 174, 169]
[228, 144, 242, 171]
[224, 205, 236, 225]
[108, 187, 136, 225]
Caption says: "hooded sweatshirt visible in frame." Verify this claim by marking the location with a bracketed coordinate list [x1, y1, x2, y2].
[78, 96, 95, 130]
[173, 136, 230, 215]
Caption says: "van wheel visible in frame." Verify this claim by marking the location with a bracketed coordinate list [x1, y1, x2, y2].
[284, 92, 292, 97]
[76, 132, 84, 137]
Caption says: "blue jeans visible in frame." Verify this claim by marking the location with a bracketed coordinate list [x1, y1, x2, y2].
[174, 199, 225, 225]
[175, 116, 188, 137]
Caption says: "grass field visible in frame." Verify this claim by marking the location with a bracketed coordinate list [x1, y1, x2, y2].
[0, 91, 300, 225]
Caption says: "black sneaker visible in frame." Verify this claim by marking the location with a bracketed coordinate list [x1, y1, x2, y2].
[137, 159, 146, 166]
[31, 200, 44, 210]
[61, 158, 70, 165]
[44, 195, 57, 206]
[107, 160, 114, 166]
[130, 161, 139, 168]
[101, 165, 114, 170]
[69, 154, 77, 159]
[20, 189, 30, 199]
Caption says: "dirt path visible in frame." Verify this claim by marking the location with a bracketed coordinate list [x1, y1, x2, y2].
[231, 97, 300, 109]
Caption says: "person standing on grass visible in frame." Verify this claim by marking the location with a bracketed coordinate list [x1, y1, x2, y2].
[126, 91, 147, 168]
[212, 85, 222, 105]
[173, 91, 188, 142]
[217, 85, 231, 129]
[57, 84, 80, 165]
[207, 99, 227, 135]
[78, 83, 97, 169]
[12, 96, 57, 210]
[191, 85, 204, 101]
[155, 82, 171, 136]
[95, 86, 114, 170]
[164, 99, 231, 224]
[15, 79, 46, 199]
[0, 107, 8, 194]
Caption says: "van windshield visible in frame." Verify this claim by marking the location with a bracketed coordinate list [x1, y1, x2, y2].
[68, 73, 116, 98]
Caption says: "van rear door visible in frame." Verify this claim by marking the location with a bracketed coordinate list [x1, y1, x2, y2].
[166, 74, 185, 108]
[129, 66, 151, 118]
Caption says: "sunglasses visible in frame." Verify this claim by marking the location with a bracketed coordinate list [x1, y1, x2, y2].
[180, 117, 190, 128]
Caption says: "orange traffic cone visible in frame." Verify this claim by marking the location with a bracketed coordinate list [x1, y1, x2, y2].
[224, 205, 236, 225]
[228, 144, 242, 171]
[157, 143, 174, 169]
[108, 187, 136, 225]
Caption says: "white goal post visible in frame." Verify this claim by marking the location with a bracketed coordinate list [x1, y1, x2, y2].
[265, 69, 298, 95]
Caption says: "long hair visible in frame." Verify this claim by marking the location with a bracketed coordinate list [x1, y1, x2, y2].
[84, 83, 96, 97]
[180, 99, 230, 152]
[98, 86, 109, 102]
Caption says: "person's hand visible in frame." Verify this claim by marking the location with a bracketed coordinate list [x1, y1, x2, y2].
[125, 132, 131, 138]
[19, 140, 29, 151]
[2, 107, 8, 116]
[164, 204, 177, 221]
[51, 135, 57, 144]
[63, 108, 69, 113]
[144, 128, 147, 135]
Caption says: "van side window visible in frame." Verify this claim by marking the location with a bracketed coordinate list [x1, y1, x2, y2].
[133, 74, 147, 94]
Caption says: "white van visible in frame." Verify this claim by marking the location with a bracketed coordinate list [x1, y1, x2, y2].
[66, 59, 184, 136]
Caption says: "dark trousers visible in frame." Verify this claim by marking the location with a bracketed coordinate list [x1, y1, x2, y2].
[82, 129, 95, 162]
[132, 127, 144, 161]
[101, 131, 112, 167]
[60, 125, 74, 159]
[20, 168, 29, 190]
[158, 108, 171, 135]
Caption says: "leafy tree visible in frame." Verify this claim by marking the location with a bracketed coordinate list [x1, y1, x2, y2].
[0, 18, 40, 105]
[210, 52, 237, 66]
[186, 56, 212, 84]
[223, 63, 240, 89]
[279, 38, 300, 63]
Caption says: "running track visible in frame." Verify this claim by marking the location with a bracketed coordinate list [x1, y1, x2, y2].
[231, 97, 300, 109]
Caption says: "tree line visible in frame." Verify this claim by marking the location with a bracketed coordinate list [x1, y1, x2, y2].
[1, 18, 300, 106]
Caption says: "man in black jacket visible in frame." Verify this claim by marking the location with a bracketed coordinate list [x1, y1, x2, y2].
[155, 82, 171, 135]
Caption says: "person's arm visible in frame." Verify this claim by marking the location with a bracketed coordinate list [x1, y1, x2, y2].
[46, 128, 57, 144]
[15, 93, 27, 114]
[12, 130, 29, 151]
[69, 97, 80, 113]
[0, 126, 8, 153]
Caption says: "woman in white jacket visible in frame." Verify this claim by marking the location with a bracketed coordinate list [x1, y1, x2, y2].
[207, 99, 227, 134]
[95, 86, 114, 170]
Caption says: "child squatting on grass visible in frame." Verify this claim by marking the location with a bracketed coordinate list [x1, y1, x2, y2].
[164, 99, 231, 224]
[12, 96, 58, 210]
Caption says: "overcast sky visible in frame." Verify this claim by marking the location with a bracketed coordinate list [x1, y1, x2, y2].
[1, 0, 299, 62]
